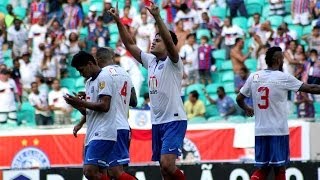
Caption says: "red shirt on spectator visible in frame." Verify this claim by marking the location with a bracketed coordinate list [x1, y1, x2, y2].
[30, 1, 47, 25]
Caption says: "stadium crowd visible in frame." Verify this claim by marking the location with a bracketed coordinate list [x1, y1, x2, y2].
[0, 0, 320, 126]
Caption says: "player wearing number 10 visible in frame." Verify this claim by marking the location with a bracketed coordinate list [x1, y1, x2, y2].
[237, 47, 320, 180]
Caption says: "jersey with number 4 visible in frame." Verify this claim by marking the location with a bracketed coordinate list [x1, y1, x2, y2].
[240, 70, 303, 136]
[103, 65, 132, 130]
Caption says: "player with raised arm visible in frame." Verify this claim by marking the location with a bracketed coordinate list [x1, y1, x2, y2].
[236, 46, 320, 180]
[64, 51, 116, 180]
[109, 2, 187, 180]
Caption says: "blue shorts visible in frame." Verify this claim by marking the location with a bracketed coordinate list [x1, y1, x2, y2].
[152, 121, 187, 161]
[84, 140, 115, 168]
[255, 135, 290, 167]
[107, 129, 131, 167]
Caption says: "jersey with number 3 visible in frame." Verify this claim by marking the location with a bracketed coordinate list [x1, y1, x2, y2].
[103, 65, 132, 130]
[240, 70, 303, 136]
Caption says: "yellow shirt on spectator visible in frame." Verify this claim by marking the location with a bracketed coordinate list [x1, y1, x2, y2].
[184, 100, 206, 119]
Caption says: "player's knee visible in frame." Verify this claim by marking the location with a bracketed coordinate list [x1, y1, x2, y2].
[83, 166, 99, 180]
[109, 166, 124, 178]
[160, 160, 176, 175]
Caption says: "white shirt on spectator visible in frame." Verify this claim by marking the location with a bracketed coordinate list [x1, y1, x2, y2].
[135, 23, 155, 53]
[48, 88, 70, 115]
[7, 26, 28, 48]
[19, 60, 37, 89]
[0, 80, 17, 112]
[29, 91, 51, 117]
[175, 9, 199, 31]
[221, 25, 244, 46]
[179, 43, 199, 72]
[28, 24, 47, 65]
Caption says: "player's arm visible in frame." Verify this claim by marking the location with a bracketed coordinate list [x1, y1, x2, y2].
[73, 116, 86, 138]
[236, 93, 254, 117]
[64, 94, 111, 112]
[129, 87, 138, 107]
[147, 2, 179, 63]
[108, 6, 142, 63]
[299, 83, 320, 94]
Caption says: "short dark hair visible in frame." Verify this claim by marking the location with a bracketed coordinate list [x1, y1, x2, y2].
[71, 51, 97, 68]
[155, 31, 178, 45]
[190, 90, 199, 99]
[31, 82, 38, 87]
[186, 33, 195, 40]
[201, 36, 209, 42]
[180, 3, 188, 11]
[310, 49, 318, 55]
[97, 16, 103, 21]
[253, 13, 260, 17]
[265, 46, 282, 67]
[217, 86, 225, 93]
[235, 37, 243, 44]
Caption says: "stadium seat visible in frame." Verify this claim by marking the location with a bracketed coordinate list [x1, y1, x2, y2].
[221, 71, 234, 82]
[196, 29, 211, 40]
[289, 25, 303, 37]
[186, 83, 205, 95]
[303, 25, 312, 36]
[75, 77, 85, 88]
[71, 110, 82, 123]
[13, 7, 27, 20]
[188, 116, 207, 124]
[60, 78, 76, 90]
[209, 7, 227, 20]
[232, 17, 248, 30]
[245, 2, 262, 16]
[81, 2, 90, 16]
[213, 49, 226, 61]
[137, 97, 145, 108]
[66, 66, 80, 78]
[228, 115, 246, 123]
[0, 5, 7, 14]
[284, 0, 292, 14]
[269, 16, 284, 28]
[110, 34, 119, 44]
[245, 58, 257, 72]
[220, 60, 233, 71]
[284, 15, 293, 25]
[207, 115, 223, 122]
[262, 5, 270, 18]
[205, 104, 219, 118]
[18, 102, 36, 126]
[206, 83, 221, 94]
[92, 2, 103, 15]
[223, 82, 235, 94]
[108, 23, 119, 34]
[211, 72, 221, 83]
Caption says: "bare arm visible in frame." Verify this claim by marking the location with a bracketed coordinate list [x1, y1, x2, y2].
[236, 93, 254, 117]
[205, 93, 216, 104]
[231, 49, 249, 62]
[129, 87, 137, 107]
[299, 83, 320, 94]
[108, 8, 143, 63]
[64, 94, 111, 112]
[147, 3, 180, 63]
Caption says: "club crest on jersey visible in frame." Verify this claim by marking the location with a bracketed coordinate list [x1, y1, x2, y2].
[158, 64, 164, 70]
[99, 82, 105, 90]
[91, 86, 94, 93]
[253, 74, 260, 81]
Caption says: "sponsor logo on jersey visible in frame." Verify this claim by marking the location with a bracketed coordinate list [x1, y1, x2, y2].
[11, 147, 50, 169]
[99, 82, 105, 90]
[158, 64, 164, 70]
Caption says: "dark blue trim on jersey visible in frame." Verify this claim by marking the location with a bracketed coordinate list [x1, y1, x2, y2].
[90, 69, 102, 81]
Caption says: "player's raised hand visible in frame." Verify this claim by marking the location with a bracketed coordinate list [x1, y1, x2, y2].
[145, 1, 160, 17]
[73, 122, 83, 138]
[245, 107, 254, 117]
[108, 1, 120, 21]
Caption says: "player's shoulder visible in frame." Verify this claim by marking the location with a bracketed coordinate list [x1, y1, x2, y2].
[141, 52, 156, 61]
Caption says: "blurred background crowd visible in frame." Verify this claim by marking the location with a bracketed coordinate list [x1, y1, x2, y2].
[0, 0, 320, 127]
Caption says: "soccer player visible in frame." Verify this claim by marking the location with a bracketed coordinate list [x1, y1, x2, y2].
[236, 46, 320, 180]
[109, 2, 187, 180]
[64, 51, 116, 180]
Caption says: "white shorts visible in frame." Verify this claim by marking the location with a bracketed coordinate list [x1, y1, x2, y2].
[293, 12, 310, 26]
[13, 44, 28, 57]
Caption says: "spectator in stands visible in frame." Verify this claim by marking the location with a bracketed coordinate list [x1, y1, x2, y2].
[35, 74, 49, 95]
[271, 26, 293, 51]
[227, 0, 248, 18]
[205, 86, 237, 119]
[142, 92, 150, 110]
[90, 46, 98, 59]
[19, 52, 37, 93]
[257, 21, 274, 46]
[198, 36, 214, 85]
[47, 0, 63, 22]
[280, 22, 298, 40]
[120, 6, 133, 26]
[29, 0, 48, 25]
[175, 19, 190, 51]
[295, 92, 315, 119]
[0, 29, 3, 65]
[7, 19, 28, 59]
[179, 33, 199, 84]
[175, 3, 200, 31]
[302, 25, 320, 53]
[102, 0, 114, 24]
[283, 40, 299, 75]
[200, 12, 222, 45]
[307, 49, 320, 84]
[184, 90, 206, 119]
[5, 4, 15, 27]
[269, 0, 285, 16]
[85, 5, 98, 46]
[48, 79, 72, 125]
[11, 59, 23, 101]
[292, 0, 311, 26]
[40, 47, 60, 84]
[218, 16, 245, 59]
[132, 12, 155, 52]
[0, 69, 21, 125]
[48, 19, 64, 42]
[230, 38, 251, 75]
[63, 32, 84, 58]
[194, 0, 214, 17]
[249, 13, 263, 58]
[162, 0, 181, 27]
[63, 0, 83, 31]
[29, 82, 53, 126]
[256, 45, 268, 70]
[120, 0, 138, 19]
[235, 67, 253, 107]
[28, 15, 48, 66]
[93, 16, 110, 48]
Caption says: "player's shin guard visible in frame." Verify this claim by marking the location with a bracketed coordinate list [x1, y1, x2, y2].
[172, 169, 186, 180]
[250, 169, 269, 180]
[274, 167, 286, 180]
[118, 172, 137, 180]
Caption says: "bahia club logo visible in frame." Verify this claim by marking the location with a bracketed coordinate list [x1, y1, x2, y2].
[11, 147, 50, 169]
